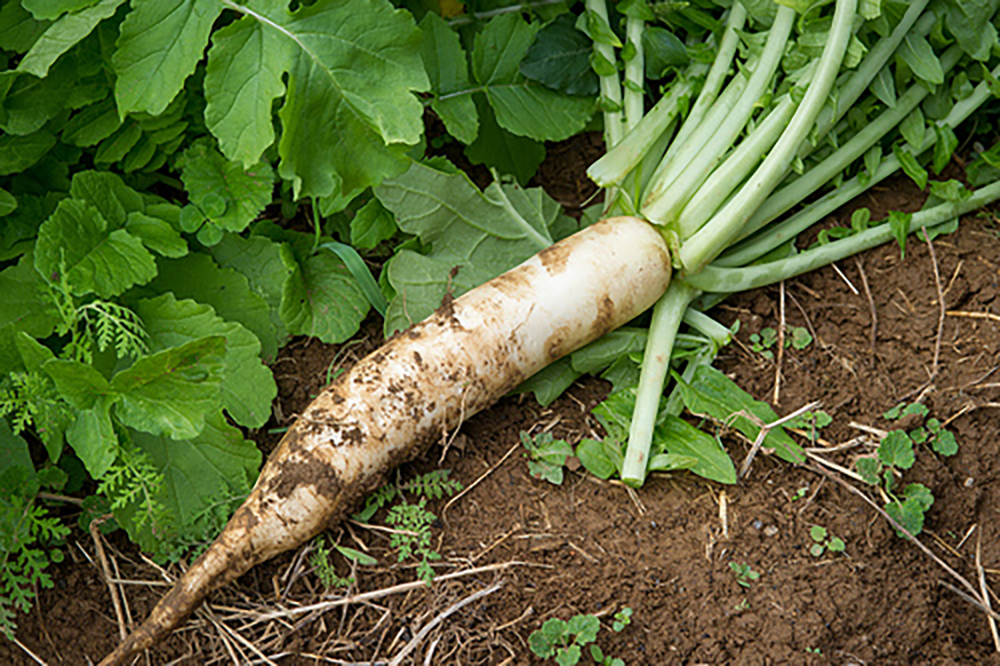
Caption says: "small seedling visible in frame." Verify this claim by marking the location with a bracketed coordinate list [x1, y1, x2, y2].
[521, 431, 574, 485]
[612, 607, 633, 632]
[807, 646, 823, 655]
[528, 608, 632, 666]
[784, 410, 833, 431]
[808, 525, 846, 557]
[528, 614, 599, 665]
[309, 536, 377, 589]
[729, 562, 760, 587]
[792, 486, 810, 501]
[749, 326, 813, 359]
[734, 598, 750, 612]
[749, 327, 778, 358]
[855, 402, 957, 537]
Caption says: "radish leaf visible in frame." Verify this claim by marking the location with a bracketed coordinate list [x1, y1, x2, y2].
[136, 294, 277, 429]
[377, 159, 570, 334]
[122, 411, 261, 556]
[110, 336, 225, 440]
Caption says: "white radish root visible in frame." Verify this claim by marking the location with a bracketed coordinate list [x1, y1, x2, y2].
[98, 215, 671, 666]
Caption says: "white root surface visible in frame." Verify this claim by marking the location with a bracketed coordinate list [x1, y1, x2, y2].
[99, 215, 671, 666]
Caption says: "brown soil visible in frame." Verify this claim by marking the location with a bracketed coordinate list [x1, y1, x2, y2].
[4, 137, 1000, 666]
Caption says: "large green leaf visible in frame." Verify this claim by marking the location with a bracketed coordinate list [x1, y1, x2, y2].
[125, 213, 188, 258]
[1, 57, 76, 135]
[65, 395, 118, 478]
[472, 12, 594, 142]
[69, 170, 145, 228]
[0, 2, 52, 52]
[136, 294, 277, 428]
[177, 139, 274, 233]
[941, 0, 1000, 61]
[0, 254, 61, 338]
[464, 96, 546, 186]
[0, 420, 38, 501]
[376, 159, 569, 334]
[17, 0, 125, 77]
[124, 411, 261, 554]
[42, 359, 114, 410]
[22, 0, 100, 21]
[205, 0, 429, 198]
[42, 358, 119, 476]
[656, 415, 736, 484]
[203, 14, 289, 167]
[112, 0, 222, 117]
[279, 244, 371, 344]
[419, 12, 478, 144]
[145, 252, 279, 361]
[0, 130, 56, 175]
[34, 198, 157, 298]
[592, 389, 736, 483]
[519, 13, 599, 96]
[676, 364, 805, 464]
[110, 336, 225, 440]
[208, 233, 291, 350]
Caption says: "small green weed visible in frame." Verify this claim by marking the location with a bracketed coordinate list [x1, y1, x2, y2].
[351, 470, 462, 582]
[854, 402, 958, 537]
[808, 526, 846, 557]
[528, 608, 632, 666]
[784, 410, 833, 431]
[521, 431, 574, 485]
[749, 325, 813, 359]
[309, 536, 377, 589]
[729, 562, 760, 587]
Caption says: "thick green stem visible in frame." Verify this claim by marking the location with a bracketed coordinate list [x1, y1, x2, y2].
[678, 0, 858, 273]
[624, 15, 645, 131]
[686, 179, 1000, 293]
[588, 0, 624, 148]
[642, 5, 796, 227]
[808, 1, 934, 153]
[667, 3, 748, 160]
[718, 57, 1000, 267]
[587, 71, 701, 188]
[641, 72, 748, 213]
[675, 92, 798, 237]
[728, 46, 961, 244]
[621, 281, 700, 486]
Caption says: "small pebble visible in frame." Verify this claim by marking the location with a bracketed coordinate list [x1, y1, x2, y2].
[764, 525, 779, 537]
[752, 519, 763, 530]
[965, 477, 975, 488]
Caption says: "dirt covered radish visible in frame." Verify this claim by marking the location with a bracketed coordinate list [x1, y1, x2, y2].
[98, 216, 671, 665]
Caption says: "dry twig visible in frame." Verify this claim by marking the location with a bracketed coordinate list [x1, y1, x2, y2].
[442, 440, 520, 522]
[977, 534, 1000, 652]
[946, 310, 1000, 324]
[853, 255, 878, 356]
[243, 562, 532, 624]
[922, 227, 946, 378]
[738, 401, 822, 479]
[90, 516, 128, 641]
[388, 582, 502, 666]
[11, 636, 49, 666]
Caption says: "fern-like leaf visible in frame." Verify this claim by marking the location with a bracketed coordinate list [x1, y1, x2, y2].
[78, 300, 148, 359]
